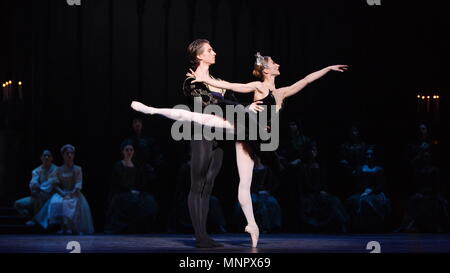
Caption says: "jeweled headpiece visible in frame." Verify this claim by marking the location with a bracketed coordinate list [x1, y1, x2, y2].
[254, 52, 268, 68]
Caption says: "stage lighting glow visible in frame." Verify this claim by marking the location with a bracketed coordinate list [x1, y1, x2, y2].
[18, 81, 22, 85]
[422, 96, 425, 99]
[417, 95, 421, 98]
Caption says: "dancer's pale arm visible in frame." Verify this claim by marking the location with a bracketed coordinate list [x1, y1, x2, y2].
[208, 79, 261, 94]
[188, 69, 262, 93]
[278, 65, 348, 98]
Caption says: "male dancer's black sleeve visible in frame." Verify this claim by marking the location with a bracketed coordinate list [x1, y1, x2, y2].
[182, 77, 218, 110]
[183, 77, 250, 109]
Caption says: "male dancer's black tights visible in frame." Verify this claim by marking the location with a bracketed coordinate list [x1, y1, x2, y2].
[189, 139, 223, 247]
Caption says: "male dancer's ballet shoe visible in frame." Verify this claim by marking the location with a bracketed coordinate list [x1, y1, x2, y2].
[206, 237, 224, 247]
[195, 240, 217, 248]
[195, 237, 224, 248]
[245, 225, 259, 248]
[131, 101, 156, 115]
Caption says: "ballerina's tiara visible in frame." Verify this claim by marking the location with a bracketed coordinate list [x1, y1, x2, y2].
[254, 52, 268, 68]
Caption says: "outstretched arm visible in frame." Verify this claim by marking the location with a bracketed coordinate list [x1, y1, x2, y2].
[187, 69, 262, 93]
[278, 65, 348, 99]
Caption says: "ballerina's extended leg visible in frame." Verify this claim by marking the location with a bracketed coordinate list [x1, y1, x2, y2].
[235, 142, 259, 248]
[131, 101, 234, 132]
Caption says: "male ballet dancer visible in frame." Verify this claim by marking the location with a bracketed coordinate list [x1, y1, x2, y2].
[182, 39, 262, 248]
[183, 39, 228, 248]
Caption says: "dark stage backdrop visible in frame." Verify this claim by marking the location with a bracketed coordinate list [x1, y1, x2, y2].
[1, 0, 449, 231]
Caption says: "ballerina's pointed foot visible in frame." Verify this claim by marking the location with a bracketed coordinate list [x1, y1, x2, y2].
[131, 101, 156, 115]
[245, 225, 259, 248]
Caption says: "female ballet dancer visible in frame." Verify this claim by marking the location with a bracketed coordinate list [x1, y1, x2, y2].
[131, 53, 348, 247]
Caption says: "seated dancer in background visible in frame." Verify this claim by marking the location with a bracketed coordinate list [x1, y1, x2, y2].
[34, 144, 94, 234]
[346, 146, 391, 232]
[14, 149, 58, 224]
[104, 140, 158, 234]
[132, 51, 347, 247]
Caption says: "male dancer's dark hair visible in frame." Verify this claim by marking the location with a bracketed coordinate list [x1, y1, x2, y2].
[187, 39, 210, 68]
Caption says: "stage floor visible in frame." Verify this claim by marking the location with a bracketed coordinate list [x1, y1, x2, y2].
[0, 233, 449, 253]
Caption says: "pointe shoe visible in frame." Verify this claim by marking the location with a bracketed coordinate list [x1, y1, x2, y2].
[131, 101, 156, 115]
[245, 225, 259, 248]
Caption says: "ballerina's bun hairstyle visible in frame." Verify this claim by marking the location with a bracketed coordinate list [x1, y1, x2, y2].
[252, 52, 270, 81]
[187, 39, 210, 68]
